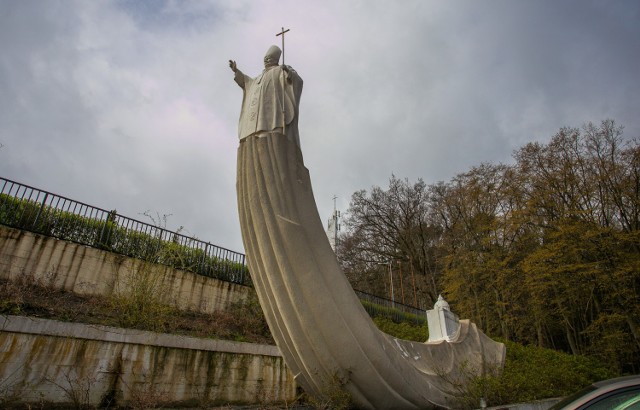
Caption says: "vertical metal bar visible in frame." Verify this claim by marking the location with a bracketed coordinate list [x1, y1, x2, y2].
[51, 197, 62, 238]
[65, 199, 78, 240]
[3, 182, 16, 225]
[0, 179, 8, 211]
[98, 209, 108, 248]
[123, 218, 129, 256]
[133, 219, 140, 256]
[8, 182, 18, 200]
[200, 243, 209, 276]
[157, 228, 165, 262]
[206, 243, 213, 277]
[13, 185, 24, 224]
[88, 208, 97, 243]
[0, 180, 8, 224]
[80, 204, 89, 243]
[241, 252, 246, 285]
[123, 218, 131, 256]
[33, 192, 49, 228]
[17, 187, 33, 226]
[51, 196, 62, 236]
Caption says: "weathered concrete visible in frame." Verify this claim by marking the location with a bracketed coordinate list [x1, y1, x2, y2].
[0, 315, 296, 407]
[0, 225, 250, 314]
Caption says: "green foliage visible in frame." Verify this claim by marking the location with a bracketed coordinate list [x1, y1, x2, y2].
[479, 340, 615, 406]
[110, 259, 176, 331]
[0, 193, 250, 285]
[436, 340, 615, 409]
[360, 299, 426, 325]
[372, 316, 428, 342]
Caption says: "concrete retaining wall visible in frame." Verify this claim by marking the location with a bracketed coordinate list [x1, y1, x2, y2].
[0, 225, 250, 314]
[0, 315, 296, 407]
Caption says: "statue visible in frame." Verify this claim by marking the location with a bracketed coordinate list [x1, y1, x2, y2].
[229, 45, 303, 147]
[232, 41, 505, 409]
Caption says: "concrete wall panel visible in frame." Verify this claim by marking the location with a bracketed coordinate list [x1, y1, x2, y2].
[0, 316, 295, 407]
[0, 226, 250, 314]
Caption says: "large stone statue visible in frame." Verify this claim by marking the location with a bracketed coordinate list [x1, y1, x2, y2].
[229, 45, 303, 147]
[232, 45, 505, 409]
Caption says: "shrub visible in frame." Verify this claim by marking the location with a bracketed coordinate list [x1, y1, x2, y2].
[360, 299, 426, 325]
[455, 340, 616, 408]
[372, 316, 428, 342]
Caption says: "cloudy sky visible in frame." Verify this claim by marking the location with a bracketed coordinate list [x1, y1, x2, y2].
[1, 0, 639, 253]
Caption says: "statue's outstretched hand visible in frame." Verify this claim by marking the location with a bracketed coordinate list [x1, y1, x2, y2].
[229, 60, 237, 73]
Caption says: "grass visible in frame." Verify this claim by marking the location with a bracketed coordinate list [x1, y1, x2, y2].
[0, 278, 273, 345]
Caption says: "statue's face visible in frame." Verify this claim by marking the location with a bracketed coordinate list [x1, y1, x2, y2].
[263, 46, 281, 68]
[264, 54, 278, 68]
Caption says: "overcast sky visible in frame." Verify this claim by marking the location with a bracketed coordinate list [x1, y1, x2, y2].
[1, 0, 639, 253]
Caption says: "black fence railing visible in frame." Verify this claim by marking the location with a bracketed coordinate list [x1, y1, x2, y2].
[0, 177, 248, 285]
[0, 176, 426, 321]
[355, 289, 427, 324]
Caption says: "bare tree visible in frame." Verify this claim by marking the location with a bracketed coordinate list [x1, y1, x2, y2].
[340, 175, 442, 306]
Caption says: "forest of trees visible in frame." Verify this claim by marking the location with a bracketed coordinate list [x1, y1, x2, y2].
[338, 120, 639, 374]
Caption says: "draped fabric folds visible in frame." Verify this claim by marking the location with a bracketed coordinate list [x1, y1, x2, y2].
[237, 133, 505, 409]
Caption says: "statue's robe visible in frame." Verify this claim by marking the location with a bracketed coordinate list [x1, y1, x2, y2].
[234, 65, 303, 146]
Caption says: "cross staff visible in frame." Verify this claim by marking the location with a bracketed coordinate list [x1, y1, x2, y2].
[276, 27, 290, 65]
[276, 27, 290, 133]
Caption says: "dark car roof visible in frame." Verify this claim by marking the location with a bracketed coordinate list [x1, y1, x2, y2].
[593, 375, 640, 389]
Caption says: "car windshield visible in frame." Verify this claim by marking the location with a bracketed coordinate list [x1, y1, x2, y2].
[612, 393, 640, 410]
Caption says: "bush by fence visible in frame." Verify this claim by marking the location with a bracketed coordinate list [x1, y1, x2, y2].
[356, 290, 426, 325]
[0, 178, 248, 285]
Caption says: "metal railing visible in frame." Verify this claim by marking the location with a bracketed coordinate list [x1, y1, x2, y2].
[0, 177, 247, 285]
[1, 176, 426, 320]
[355, 289, 426, 324]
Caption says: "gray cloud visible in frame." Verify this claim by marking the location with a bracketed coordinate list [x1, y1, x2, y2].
[1, 0, 639, 252]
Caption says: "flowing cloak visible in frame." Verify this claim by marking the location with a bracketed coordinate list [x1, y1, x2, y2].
[235, 62, 505, 408]
[236, 133, 505, 409]
[234, 65, 303, 146]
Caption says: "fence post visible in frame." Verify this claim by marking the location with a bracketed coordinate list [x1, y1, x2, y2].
[33, 193, 49, 228]
[97, 210, 117, 250]
[202, 243, 210, 277]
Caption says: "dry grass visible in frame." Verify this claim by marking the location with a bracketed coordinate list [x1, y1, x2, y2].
[0, 278, 273, 345]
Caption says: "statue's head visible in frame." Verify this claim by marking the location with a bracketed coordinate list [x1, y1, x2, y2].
[264, 45, 281, 68]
